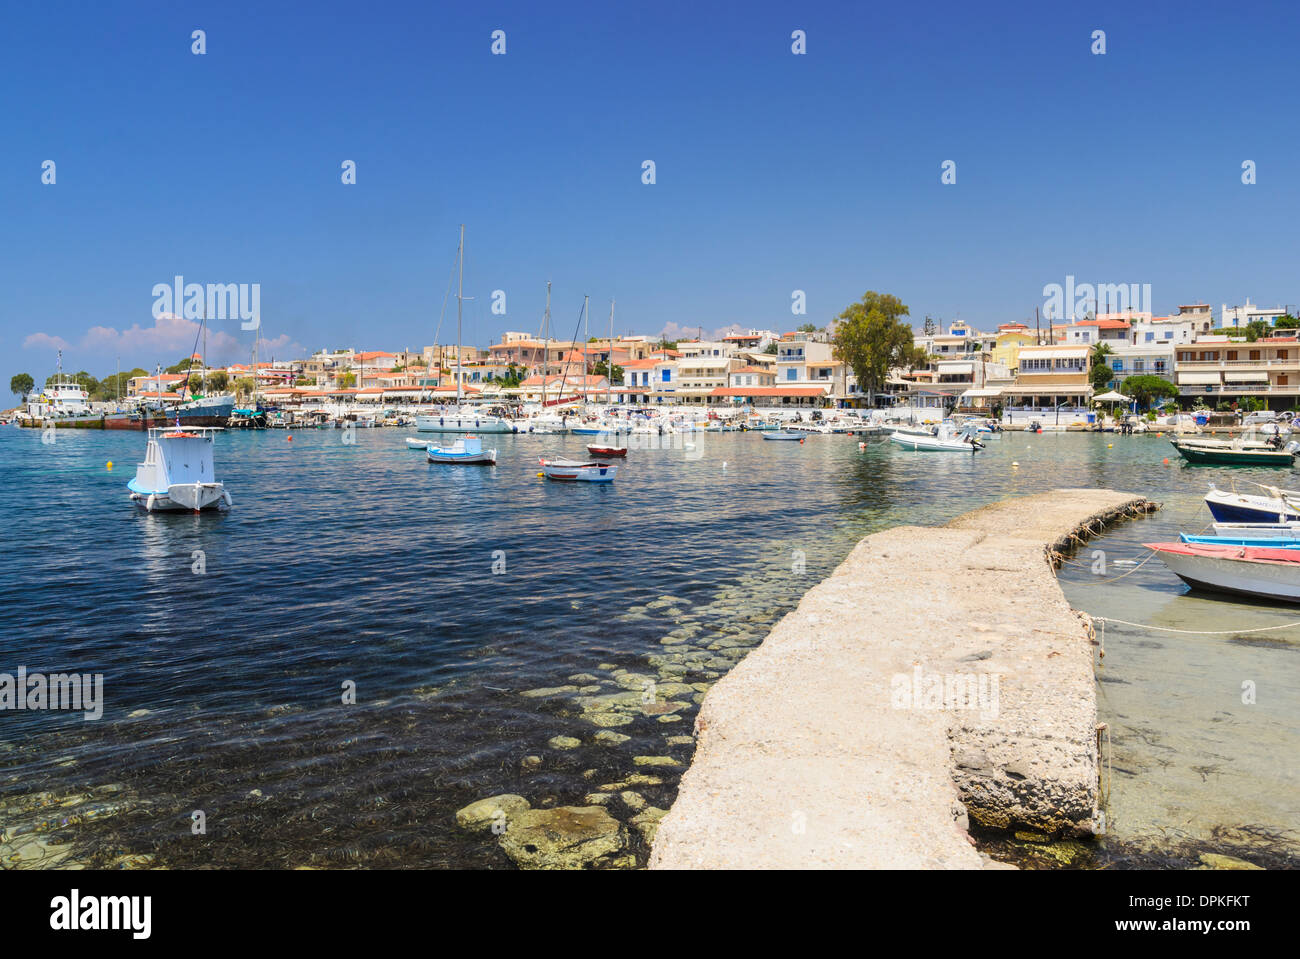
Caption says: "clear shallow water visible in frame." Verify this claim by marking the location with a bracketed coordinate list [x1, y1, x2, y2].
[0, 424, 1294, 868]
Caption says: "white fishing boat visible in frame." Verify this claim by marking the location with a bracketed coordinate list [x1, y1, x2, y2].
[427, 435, 497, 465]
[405, 437, 429, 449]
[128, 426, 232, 512]
[539, 457, 618, 482]
[889, 423, 985, 452]
[1146, 541, 1300, 603]
[761, 431, 804, 441]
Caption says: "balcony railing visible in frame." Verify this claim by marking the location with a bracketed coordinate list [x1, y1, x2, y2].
[1176, 384, 1300, 394]
[1174, 359, 1299, 368]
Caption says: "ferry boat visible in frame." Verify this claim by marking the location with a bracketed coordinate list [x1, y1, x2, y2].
[128, 427, 232, 512]
[23, 362, 99, 427]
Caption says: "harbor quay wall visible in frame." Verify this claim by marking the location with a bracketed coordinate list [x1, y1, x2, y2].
[650, 489, 1157, 869]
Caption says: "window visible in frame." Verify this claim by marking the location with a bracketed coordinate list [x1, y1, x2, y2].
[786, 368, 797, 381]
[1249, 350, 1260, 361]
[1280, 350, 1289, 360]
[1145, 332, 1155, 342]
[661, 369, 671, 382]
[1164, 331, 1173, 339]
[1227, 351, 1238, 361]
[1133, 360, 1145, 372]
[1111, 359, 1123, 371]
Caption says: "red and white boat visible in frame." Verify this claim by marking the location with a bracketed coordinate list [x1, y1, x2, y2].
[539, 457, 618, 483]
[1145, 541, 1300, 603]
[585, 444, 628, 458]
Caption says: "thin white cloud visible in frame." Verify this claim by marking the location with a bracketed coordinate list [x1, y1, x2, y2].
[23, 332, 71, 351]
[23, 314, 303, 368]
[656, 321, 752, 342]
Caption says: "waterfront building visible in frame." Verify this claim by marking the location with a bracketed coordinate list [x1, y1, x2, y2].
[990, 324, 1038, 371]
[1103, 342, 1176, 391]
[127, 372, 187, 398]
[1221, 299, 1291, 329]
[1056, 318, 1131, 346]
[1174, 333, 1300, 409]
[1001, 344, 1093, 426]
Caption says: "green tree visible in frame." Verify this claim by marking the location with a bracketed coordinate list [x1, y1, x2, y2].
[1089, 344, 1115, 389]
[796, 323, 818, 334]
[922, 315, 937, 337]
[1274, 314, 1299, 330]
[338, 372, 357, 388]
[593, 359, 624, 383]
[234, 377, 256, 401]
[91, 368, 147, 401]
[165, 356, 199, 375]
[187, 373, 204, 393]
[1245, 319, 1271, 342]
[763, 342, 778, 355]
[207, 371, 229, 392]
[1121, 374, 1179, 411]
[831, 291, 922, 403]
[10, 373, 34, 402]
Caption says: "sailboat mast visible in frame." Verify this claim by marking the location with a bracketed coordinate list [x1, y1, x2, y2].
[608, 298, 615, 406]
[456, 223, 464, 406]
[201, 303, 207, 397]
[542, 280, 551, 409]
[582, 294, 589, 405]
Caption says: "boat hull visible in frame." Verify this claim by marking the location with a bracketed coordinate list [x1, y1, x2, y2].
[539, 458, 617, 482]
[428, 450, 496, 465]
[1147, 542, 1300, 603]
[1171, 441, 1295, 465]
[415, 415, 516, 433]
[1204, 490, 1300, 524]
[129, 483, 231, 512]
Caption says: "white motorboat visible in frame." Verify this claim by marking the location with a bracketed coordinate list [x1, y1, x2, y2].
[1204, 485, 1300, 524]
[405, 437, 430, 449]
[761, 431, 804, 441]
[416, 408, 516, 433]
[128, 427, 232, 512]
[538, 457, 618, 482]
[889, 423, 985, 452]
[427, 435, 497, 465]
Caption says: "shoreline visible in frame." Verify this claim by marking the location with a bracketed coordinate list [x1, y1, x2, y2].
[649, 489, 1157, 869]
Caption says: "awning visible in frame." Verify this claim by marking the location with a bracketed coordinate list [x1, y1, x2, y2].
[1223, 370, 1269, 382]
[960, 388, 1004, 398]
[937, 362, 975, 374]
[1177, 372, 1222, 385]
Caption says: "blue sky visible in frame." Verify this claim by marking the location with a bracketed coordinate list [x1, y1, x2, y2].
[4, 0, 1299, 392]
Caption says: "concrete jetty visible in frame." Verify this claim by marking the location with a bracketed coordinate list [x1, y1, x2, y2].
[649, 489, 1156, 870]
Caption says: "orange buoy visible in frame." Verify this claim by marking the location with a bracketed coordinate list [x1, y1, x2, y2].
[1162, 457, 1169, 465]
[287, 435, 293, 441]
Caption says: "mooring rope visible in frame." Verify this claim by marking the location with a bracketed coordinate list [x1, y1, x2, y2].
[1092, 615, 1300, 636]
